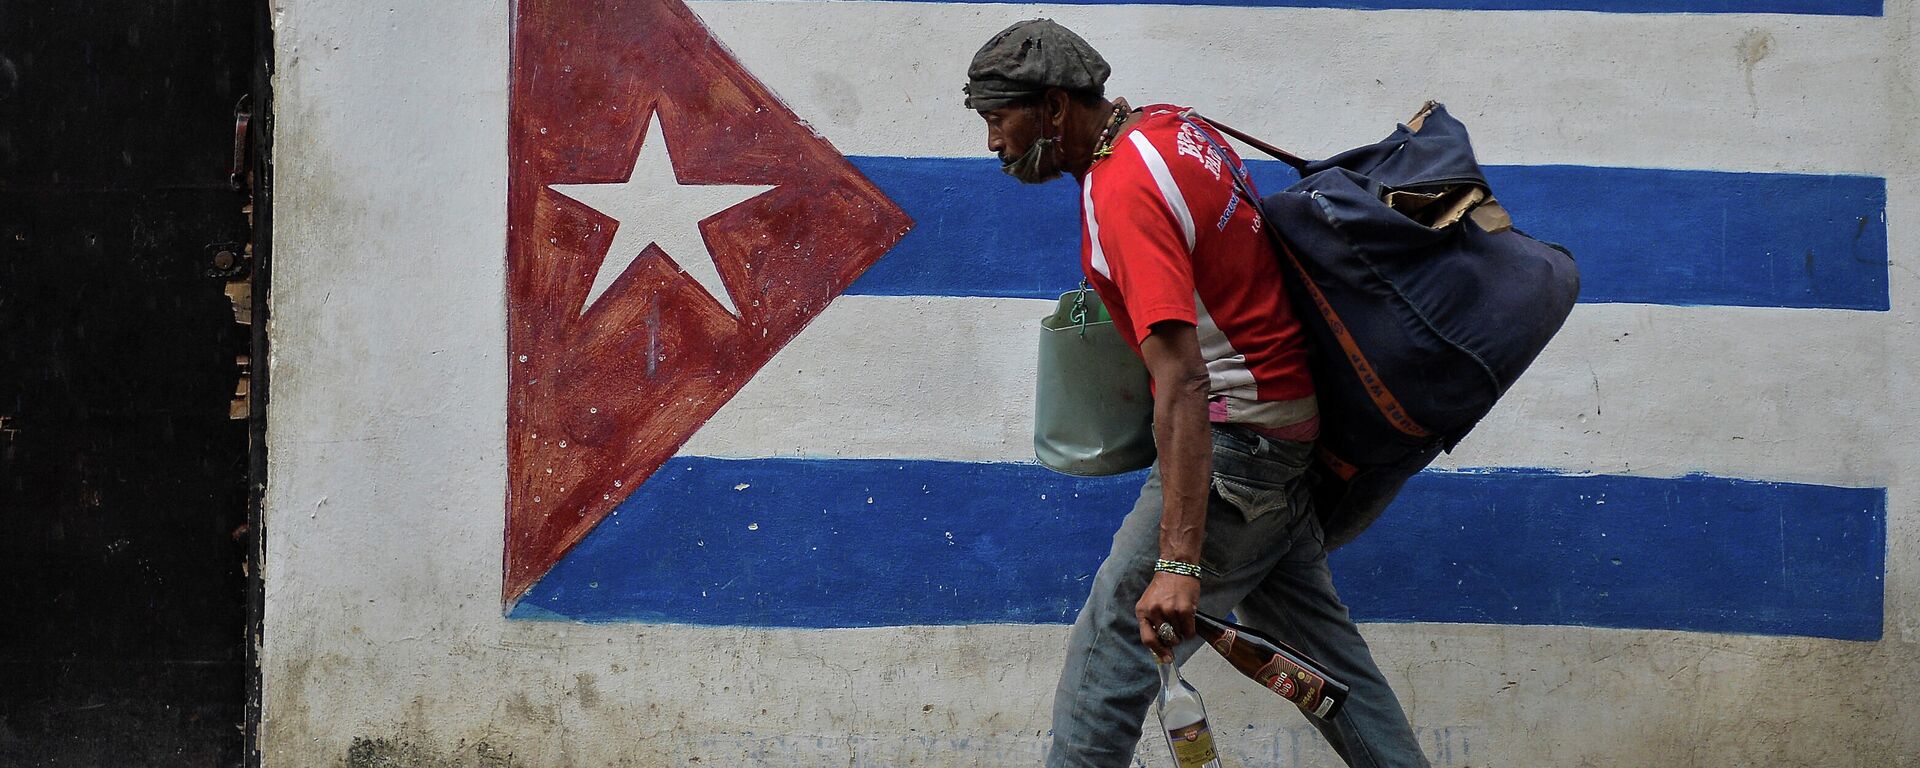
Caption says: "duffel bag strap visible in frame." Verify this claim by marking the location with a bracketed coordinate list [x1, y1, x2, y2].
[1187, 112, 1310, 171]
[1192, 102, 1443, 172]
[1202, 106, 1516, 233]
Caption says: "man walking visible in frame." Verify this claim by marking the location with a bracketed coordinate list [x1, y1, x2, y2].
[964, 19, 1431, 768]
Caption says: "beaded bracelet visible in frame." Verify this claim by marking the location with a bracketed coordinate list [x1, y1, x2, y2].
[1153, 559, 1204, 578]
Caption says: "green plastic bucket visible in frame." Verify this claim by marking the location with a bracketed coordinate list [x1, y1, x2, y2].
[1035, 286, 1155, 476]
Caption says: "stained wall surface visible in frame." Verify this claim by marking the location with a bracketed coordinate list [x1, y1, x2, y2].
[264, 0, 1919, 765]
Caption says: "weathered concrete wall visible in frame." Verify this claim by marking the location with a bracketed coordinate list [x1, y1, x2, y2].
[264, 0, 1920, 765]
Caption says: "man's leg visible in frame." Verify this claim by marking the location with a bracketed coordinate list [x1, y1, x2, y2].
[1047, 457, 1312, 768]
[1046, 467, 1174, 768]
[1232, 514, 1430, 768]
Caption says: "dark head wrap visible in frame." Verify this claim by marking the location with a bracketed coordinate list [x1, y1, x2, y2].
[963, 19, 1110, 111]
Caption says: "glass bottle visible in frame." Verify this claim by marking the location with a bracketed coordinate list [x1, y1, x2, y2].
[1193, 611, 1349, 720]
[1155, 655, 1224, 768]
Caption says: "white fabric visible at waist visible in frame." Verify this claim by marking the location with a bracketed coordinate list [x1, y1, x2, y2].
[1209, 393, 1318, 430]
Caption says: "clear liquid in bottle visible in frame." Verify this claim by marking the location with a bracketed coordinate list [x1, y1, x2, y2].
[1155, 658, 1224, 768]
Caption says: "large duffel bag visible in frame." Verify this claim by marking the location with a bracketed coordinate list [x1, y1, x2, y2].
[1188, 104, 1580, 548]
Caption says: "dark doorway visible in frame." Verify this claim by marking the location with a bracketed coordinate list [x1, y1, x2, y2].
[1, 2, 263, 765]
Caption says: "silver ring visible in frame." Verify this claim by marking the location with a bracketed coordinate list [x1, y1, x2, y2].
[1156, 622, 1178, 646]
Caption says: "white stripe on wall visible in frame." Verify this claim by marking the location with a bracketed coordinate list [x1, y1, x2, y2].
[687, 1, 1897, 174]
[679, 296, 1894, 487]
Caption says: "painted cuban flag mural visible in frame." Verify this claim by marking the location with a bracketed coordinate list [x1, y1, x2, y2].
[505, 0, 1888, 643]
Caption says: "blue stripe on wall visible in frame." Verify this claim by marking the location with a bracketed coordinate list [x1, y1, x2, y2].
[846, 157, 1890, 311]
[845, 0, 1880, 15]
[511, 458, 1886, 640]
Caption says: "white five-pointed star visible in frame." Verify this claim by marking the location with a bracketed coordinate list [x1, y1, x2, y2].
[549, 111, 776, 316]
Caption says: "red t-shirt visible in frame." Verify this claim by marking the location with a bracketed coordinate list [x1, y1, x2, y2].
[1079, 105, 1317, 432]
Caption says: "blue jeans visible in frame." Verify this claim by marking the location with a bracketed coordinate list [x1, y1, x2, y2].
[1046, 426, 1430, 768]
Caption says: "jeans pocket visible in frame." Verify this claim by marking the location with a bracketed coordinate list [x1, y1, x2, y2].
[1211, 474, 1294, 523]
[1199, 479, 1294, 576]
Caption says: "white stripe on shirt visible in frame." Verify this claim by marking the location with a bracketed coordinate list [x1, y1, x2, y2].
[1128, 132, 1196, 253]
[1194, 291, 1257, 397]
[1082, 169, 1111, 279]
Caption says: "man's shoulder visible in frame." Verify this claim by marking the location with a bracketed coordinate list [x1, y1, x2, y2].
[1124, 106, 1233, 186]
[1118, 105, 1191, 151]
[1095, 106, 1189, 179]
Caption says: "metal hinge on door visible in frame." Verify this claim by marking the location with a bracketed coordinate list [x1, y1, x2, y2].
[218, 95, 255, 419]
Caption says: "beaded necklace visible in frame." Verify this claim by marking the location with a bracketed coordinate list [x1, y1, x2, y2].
[1091, 99, 1133, 161]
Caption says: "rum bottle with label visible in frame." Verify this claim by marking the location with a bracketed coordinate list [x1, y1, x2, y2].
[1194, 612, 1349, 721]
[1155, 657, 1224, 768]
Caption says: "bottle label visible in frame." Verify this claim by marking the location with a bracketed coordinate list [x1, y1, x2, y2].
[1255, 656, 1327, 715]
[1167, 721, 1219, 767]
[1267, 670, 1297, 698]
[1210, 628, 1237, 656]
[1312, 694, 1335, 719]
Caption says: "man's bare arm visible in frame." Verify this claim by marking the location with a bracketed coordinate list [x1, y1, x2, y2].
[1135, 319, 1212, 660]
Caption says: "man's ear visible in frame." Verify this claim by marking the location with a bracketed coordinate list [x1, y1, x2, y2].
[1044, 89, 1071, 131]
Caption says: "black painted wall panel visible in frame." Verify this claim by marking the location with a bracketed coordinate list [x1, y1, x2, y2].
[1, 2, 255, 765]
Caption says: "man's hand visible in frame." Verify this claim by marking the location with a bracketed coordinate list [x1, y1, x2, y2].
[1136, 571, 1201, 662]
